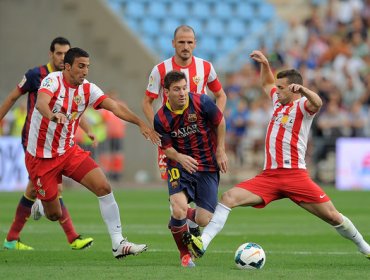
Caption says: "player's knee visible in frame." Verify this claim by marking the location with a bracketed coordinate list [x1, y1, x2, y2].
[196, 214, 212, 227]
[324, 209, 342, 226]
[46, 211, 62, 221]
[171, 205, 188, 220]
[220, 191, 237, 208]
[94, 181, 112, 196]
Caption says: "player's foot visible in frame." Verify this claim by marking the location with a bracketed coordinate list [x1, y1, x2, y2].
[189, 226, 201, 237]
[181, 253, 196, 268]
[3, 239, 34, 250]
[182, 231, 205, 258]
[31, 199, 43, 220]
[70, 236, 94, 250]
[112, 238, 148, 259]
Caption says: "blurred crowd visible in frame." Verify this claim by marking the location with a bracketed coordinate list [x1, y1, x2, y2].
[223, 0, 370, 183]
[1, 0, 369, 184]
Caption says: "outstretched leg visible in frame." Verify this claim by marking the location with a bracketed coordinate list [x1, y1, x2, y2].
[300, 201, 370, 258]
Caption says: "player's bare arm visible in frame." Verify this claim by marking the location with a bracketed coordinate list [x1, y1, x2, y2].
[250, 50, 275, 97]
[142, 95, 155, 127]
[216, 117, 228, 173]
[0, 87, 23, 120]
[100, 97, 160, 145]
[289, 84, 323, 113]
[163, 147, 198, 174]
[36, 91, 66, 123]
[213, 88, 227, 113]
[79, 115, 98, 147]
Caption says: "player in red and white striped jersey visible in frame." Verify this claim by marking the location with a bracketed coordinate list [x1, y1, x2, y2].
[26, 47, 160, 259]
[142, 25, 227, 180]
[186, 50, 370, 261]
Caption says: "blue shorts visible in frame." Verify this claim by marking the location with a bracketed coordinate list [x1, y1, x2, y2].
[167, 166, 219, 213]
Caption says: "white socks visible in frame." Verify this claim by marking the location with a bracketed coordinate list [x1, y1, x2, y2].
[334, 214, 370, 255]
[201, 203, 231, 250]
[98, 192, 124, 249]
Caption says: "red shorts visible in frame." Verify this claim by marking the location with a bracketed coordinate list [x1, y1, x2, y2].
[236, 169, 330, 208]
[25, 145, 98, 201]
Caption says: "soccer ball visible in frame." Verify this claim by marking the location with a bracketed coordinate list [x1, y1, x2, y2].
[234, 242, 266, 270]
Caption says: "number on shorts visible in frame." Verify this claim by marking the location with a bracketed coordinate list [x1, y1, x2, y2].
[168, 168, 180, 182]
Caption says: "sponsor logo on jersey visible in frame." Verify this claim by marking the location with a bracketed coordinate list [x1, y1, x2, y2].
[171, 124, 200, 138]
[68, 112, 79, 121]
[188, 114, 197, 122]
[18, 75, 27, 88]
[38, 189, 46, 197]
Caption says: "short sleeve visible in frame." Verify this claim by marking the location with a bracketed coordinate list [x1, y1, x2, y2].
[38, 74, 59, 97]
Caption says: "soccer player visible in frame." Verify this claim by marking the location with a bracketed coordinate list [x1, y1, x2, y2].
[153, 70, 228, 267]
[185, 50, 370, 260]
[1, 37, 94, 250]
[143, 25, 226, 179]
[142, 24, 227, 238]
[26, 47, 159, 259]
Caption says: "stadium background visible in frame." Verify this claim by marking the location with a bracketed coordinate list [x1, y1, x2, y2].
[1, 1, 370, 279]
[0, 0, 369, 187]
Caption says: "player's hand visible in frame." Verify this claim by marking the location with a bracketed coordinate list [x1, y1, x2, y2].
[288, 83, 305, 94]
[178, 154, 198, 174]
[51, 113, 67, 124]
[250, 50, 268, 65]
[87, 132, 98, 148]
[140, 125, 161, 146]
[216, 147, 228, 173]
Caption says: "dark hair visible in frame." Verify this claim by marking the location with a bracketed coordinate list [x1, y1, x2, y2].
[173, 25, 196, 39]
[50, 37, 70, 52]
[64, 47, 89, 66]
[276, 69, 303, 85]
[164, 70, 187, 89]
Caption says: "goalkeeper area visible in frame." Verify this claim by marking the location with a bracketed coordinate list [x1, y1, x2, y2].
[0, 187, 369, 279]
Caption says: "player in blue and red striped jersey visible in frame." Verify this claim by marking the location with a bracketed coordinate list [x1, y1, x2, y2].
[154, 70, 228, 267]
[0, 37, 94, 250]
[144, 25, 227, 243]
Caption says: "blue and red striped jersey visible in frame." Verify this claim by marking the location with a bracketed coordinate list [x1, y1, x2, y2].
[16, 63, 53, 149]
[154, 93, 223, 172]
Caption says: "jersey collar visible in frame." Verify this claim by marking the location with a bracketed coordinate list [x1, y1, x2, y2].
[165, 97, 189, 115]
[46, 63, 54, 73]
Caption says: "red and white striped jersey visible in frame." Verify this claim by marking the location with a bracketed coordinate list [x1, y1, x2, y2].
[27, 71, 107, 158]
[264, 87, 316, 170]
[145, 56, 222, 106]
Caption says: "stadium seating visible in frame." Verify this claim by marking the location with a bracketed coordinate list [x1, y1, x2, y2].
[106, 0, 287, 70]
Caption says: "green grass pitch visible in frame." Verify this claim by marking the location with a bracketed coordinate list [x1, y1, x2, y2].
[0, 187, 369, 279]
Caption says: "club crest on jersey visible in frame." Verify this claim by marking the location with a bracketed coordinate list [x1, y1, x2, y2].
[188, 113, 197, 122]
[73, 95, 82, 105]
[193, 75, 201, 85]
[42, 77, 53, 88]
[171, 180, 179, 188]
